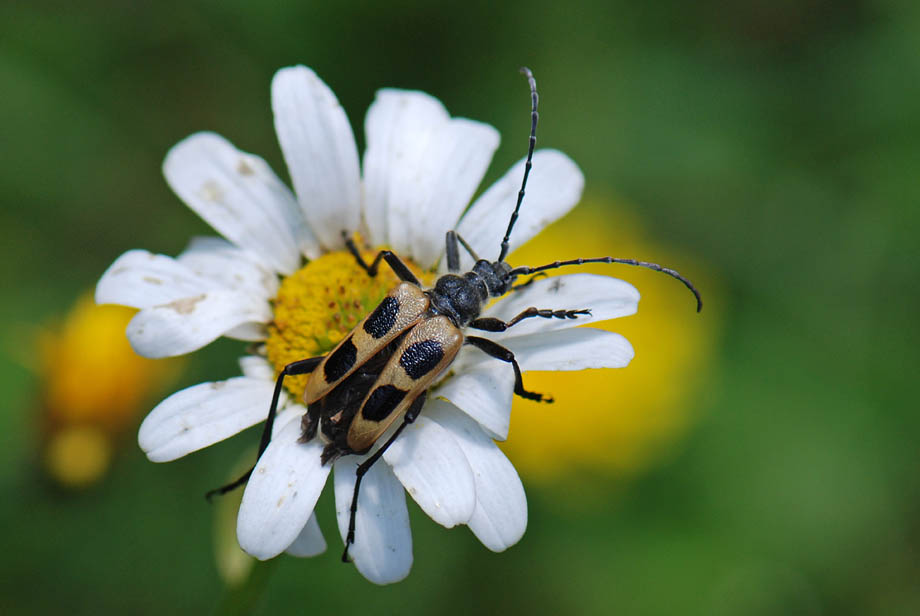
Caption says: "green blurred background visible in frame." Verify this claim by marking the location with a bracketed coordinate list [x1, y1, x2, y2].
[2, 1, 918, 614]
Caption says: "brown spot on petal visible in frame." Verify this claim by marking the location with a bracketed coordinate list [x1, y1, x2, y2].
[143, 276, 163, 285]
[199, 180, 224, 202]
[237, 159, 255, 175]
[166, 294, 206, 314]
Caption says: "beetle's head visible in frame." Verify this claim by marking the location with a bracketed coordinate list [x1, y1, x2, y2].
[472, 259, 516, 297]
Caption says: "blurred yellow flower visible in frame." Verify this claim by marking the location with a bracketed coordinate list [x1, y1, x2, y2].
[502, 199, 720, 483]
[37, 294, 178, 487]
[44, 425, 113, 489]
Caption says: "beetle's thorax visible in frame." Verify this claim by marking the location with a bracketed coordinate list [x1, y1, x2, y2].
[426, 260, 516, 327]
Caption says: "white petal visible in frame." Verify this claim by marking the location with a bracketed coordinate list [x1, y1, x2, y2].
[272, 66, 361, 251]
[223, 322, 268, 342]
[285, 513, 327, 558]
[96, 249, 215, 309]
[434, 356, 513, 440]
[334, 457, 412, 585]
[138, 376, 278, 462]
[163, 132, 308, 273]
[238, 355, 275, 381]
[503, 328, 635, 371]
[426, 400, 527, 551]
[177, 236, 280, 300]
[454, 149, 584, 270]
[393, 118, 499, 268]
[386, 118, 499, 267]
[237, 419, 330, 560]
[271, 405, 303, 440]
[126, 289, 272, 358]
[362, 89, 449, 248]
[484, 273, 639, 339]
[382, 415, 475, 527]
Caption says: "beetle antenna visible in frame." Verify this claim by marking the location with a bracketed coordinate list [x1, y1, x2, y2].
[498, 67, 539, 263]
[510, 257, 703, 312]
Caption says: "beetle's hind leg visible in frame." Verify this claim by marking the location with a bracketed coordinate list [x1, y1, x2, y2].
[341, 392, 427, 563]
[465, 336, 553, 403]
[205, 355, 323, 501]
[342, 232, 420, 285]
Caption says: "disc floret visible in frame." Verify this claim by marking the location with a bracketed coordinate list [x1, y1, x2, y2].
[266, 249, 425, 398]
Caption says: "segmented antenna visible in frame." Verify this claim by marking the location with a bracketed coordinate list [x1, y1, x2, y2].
[510, 257, 704, 312]
[498, 67, 539, 263]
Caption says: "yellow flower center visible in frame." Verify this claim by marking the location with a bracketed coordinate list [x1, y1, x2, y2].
[265, 249, 428, 399]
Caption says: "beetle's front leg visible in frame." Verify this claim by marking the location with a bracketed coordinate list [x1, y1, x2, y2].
[445, 230, 481, 272]
[342, 233, 420, 285]
[508, 272, 547, 292]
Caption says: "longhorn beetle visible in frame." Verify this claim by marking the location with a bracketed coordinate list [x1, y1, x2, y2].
[208, 68, 703, 563]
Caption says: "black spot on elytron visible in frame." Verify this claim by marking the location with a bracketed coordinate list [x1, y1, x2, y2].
[362, 385, 408, 422]
[400, 339, 444, 380]
[363, 296, 399, 339]
[324, 336, 357, 383]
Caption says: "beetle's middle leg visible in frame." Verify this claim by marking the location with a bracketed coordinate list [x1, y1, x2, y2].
[342, 233, 420, 285]
[205, 355, 324, 501]
[342, 391, 427, 563]
[468, 306, 590, 332]
[464, 336, 553, 403]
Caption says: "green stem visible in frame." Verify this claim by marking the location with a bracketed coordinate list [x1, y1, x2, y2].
[213, 559, 279, 616]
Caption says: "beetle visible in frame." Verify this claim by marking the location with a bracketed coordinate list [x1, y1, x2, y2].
[208, 68, 703, 563]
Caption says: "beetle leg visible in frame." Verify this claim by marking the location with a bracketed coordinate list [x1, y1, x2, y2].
[343, 234, 420, 285]
[509, 272, 547, 292]
[445, 231, 461, 272]
[469, 307, 590, 332]
[342, 392, 427, 563]
[464, 336, 553, 403]
[205, 355, 324, 501]
[445, 230, 480, 272]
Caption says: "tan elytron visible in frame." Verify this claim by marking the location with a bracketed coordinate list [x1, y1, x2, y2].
[346, 316, 463, 452]
[303, 283, 429, 404]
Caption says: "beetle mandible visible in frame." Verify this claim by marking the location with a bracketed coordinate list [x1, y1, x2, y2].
[208, 67, 703, 563]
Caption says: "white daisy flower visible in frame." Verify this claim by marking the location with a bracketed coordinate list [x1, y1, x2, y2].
[96, 65, 639, 585]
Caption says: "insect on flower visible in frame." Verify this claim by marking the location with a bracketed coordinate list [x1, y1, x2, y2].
[207, 67, 702, 562]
